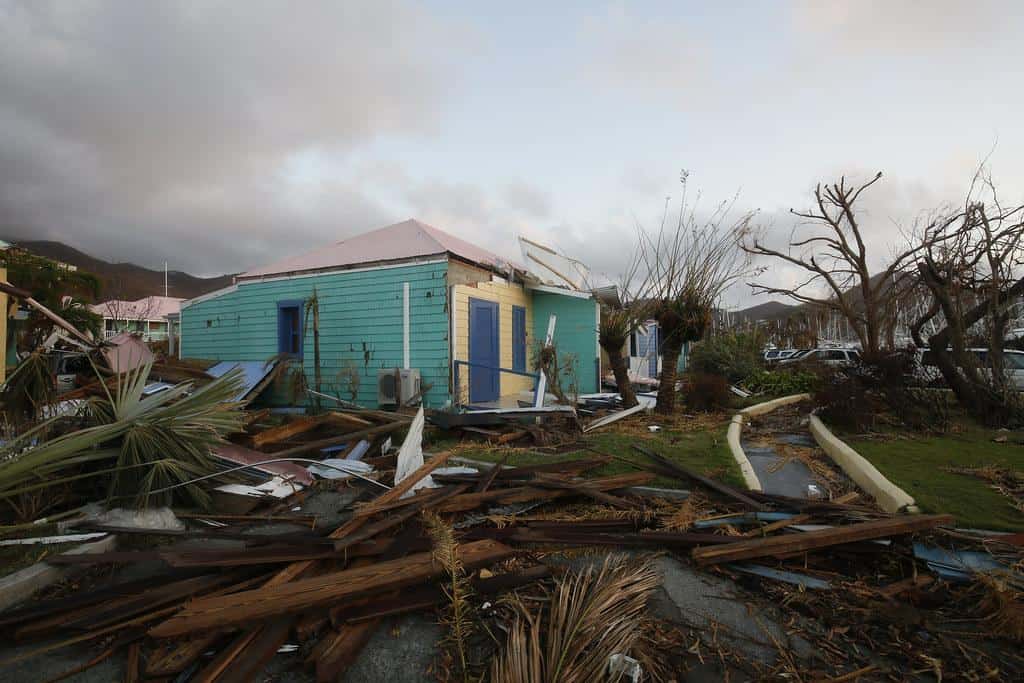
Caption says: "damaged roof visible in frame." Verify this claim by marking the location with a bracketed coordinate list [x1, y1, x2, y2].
[238, 219, 516, 280]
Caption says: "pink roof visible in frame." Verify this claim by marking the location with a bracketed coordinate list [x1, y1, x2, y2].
[239, 219, 516, 279]
[90, 296, 183, 321]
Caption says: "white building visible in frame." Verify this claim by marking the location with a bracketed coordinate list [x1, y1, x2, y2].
[89, 296, 183, 342]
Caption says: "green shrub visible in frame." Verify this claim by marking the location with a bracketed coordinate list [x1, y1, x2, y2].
[687, 331, 765, 384]
[743, 369, 819, 395]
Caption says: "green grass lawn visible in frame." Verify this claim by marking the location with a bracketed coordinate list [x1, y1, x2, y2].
[431, 413, 743, 490]
[845, 424, 1024, 531]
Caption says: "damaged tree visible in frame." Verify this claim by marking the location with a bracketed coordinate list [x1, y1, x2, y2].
[641, 171, 761, 414]
[743, 172, 929, 360]
[910, 170, 1024, 425]
[594, 242, 652, 409]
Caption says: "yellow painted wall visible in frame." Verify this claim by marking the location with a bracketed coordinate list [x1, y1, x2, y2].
[451, 277, 534, 402]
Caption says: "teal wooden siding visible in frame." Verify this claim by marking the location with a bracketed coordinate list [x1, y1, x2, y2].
[180, 261, 451, 408]
[530, 291, 599, 394]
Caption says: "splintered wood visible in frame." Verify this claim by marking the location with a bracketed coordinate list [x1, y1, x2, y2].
[149, 540, 515, 637]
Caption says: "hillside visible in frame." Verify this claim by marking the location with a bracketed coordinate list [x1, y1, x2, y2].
[732, 300, 799, 323]
[11, 240, 235, 301]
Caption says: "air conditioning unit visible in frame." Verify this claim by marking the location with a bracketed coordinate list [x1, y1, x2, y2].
[377, 368, 421, 406]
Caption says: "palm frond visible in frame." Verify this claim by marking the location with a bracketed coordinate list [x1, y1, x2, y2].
[491, 555, 660, 683]
[424, 510, 475, 681]
[0, 362, 246, 510]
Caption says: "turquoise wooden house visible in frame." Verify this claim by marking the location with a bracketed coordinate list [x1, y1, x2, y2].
[179, 220, 601, 408]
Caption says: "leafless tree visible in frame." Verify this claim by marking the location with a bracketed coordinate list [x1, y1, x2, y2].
[743, 173, 938, 359]
[910, 169, 1024, 423]
[640, 172, 762, 414]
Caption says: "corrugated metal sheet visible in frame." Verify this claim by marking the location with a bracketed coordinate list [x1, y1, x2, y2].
[207, 360, 277, 401]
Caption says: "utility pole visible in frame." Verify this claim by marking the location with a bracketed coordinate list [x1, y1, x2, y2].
[164, 261, 168, 297]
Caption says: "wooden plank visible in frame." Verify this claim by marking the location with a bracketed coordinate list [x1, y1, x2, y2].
[148, 540, 515, 637]
[217, 619, 294, 683]
[312, 622, 378, 682]
[739, 514, 813, 538]
[353, 450, 454, 518]
[692, 514, 954, 566]
[191, 629, 261, 683]
[252, 415, 327, 448]
[476, 453, 510, 493]
[632, 446, 767, 511]
[270, 421, 407, 459]
[325, 411, 375, 429]
[468, 526, 735, 548]
[531, 472, 636, 509]
[145, 634, 223, 677]
[123, 642, 141, 683]
[330, 565, 552, 624]
[435, 472, 653, 513]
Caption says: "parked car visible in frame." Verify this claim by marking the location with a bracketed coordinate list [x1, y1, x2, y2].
[50, 351, 91, 394]
[916, 347, 1024, 391]
[779, 348, 861, 368]
[763, 349, 797, 364]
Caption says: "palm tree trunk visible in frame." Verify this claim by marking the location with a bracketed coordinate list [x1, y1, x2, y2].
[605, 345, 638, 408]
[655, 334, 684, 415]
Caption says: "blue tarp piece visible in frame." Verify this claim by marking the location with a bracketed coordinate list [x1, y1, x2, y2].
[694, 512, 796, 529]
[913, 543, 1006, 583]
[727, 563, 832, 590]
[319, 440, 371, 461]
[206, 360, 277, 402]
[346, 440, 371, 461]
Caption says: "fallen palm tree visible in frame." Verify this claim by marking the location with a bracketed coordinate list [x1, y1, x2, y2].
[0, 361, 245, 517]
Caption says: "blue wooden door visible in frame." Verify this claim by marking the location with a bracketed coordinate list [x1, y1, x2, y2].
[469, 298, 500, 403]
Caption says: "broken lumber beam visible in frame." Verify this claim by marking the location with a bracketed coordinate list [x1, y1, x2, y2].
[530, 472, 636, 509]
[466, 527, 735, 548]
[632, 445, 767, 511]
[352, 451, 453, 518]
[328, 565, 551, 624]
[270, 421, 407, 459]
[251, 415, 328, 448]
[148, 539, 516, 637]
[692, 514, 954, 566]
[434, 472, 653, 513]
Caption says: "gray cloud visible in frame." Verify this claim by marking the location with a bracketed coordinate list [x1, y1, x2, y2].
[0, 1, 467, 274]
[791, 1, 1009, 54]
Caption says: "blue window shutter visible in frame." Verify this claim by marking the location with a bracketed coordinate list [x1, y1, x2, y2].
[277, 300, 304, 358]
[512, 306, 526, 372]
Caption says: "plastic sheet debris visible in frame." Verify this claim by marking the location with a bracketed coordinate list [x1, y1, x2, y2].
[694, 512, 796, 529]
[432, 466, 481, 477]
[306, 459, 374, 480]
[913, 543, 1006, 583]
[71, 504, 185, 532]
[216, 475, 304, 499]
[608, 653, 642, 682]
[727, 563, 832, 590]
[0, 532, 108, 546]
[394, 407, 437, 497]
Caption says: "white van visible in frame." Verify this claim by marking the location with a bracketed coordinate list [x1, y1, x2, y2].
[917, 348, 1024, 391]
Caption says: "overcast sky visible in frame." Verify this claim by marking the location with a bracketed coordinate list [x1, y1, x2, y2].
[2, 1, 1022, 307]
